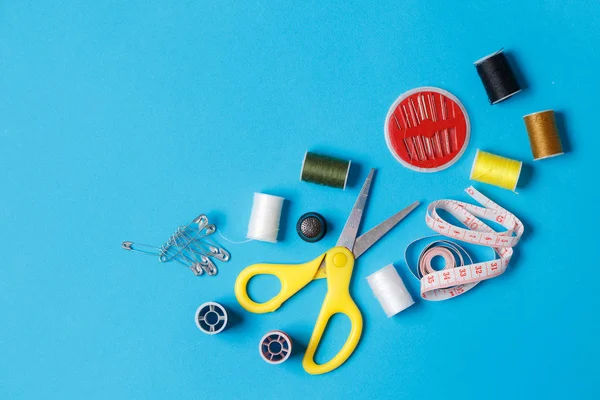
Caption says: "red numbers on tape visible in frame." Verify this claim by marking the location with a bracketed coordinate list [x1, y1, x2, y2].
[419, 186, 524, 301]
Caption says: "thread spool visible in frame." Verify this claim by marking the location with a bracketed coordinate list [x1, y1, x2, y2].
[470, 149, 522, 191]
[259, 330, 293, 364]
[300, 151, 351, 189]
[523, 110, 564, 160]
[366, 265, 414, 317]
[246, 193, 285, 243]
[195, 302, 228, 335]
[474, 49, 521, 104]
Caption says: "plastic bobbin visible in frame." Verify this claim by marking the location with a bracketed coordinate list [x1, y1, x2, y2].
[384, 87, 470, 173]
[259, 330, 293, 364]
[195, 302, 228, 335]
[296, 212, 327, 243]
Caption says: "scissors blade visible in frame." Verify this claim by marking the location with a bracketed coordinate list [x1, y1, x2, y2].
[336, 168, 375, 251]
[352, 200, 420, 259]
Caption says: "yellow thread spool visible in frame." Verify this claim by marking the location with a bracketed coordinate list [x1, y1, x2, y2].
[523, 110, 564, 160]
[469, 150, 522, 191]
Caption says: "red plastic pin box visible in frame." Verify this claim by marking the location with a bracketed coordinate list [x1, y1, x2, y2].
[384, 87, 470, 172]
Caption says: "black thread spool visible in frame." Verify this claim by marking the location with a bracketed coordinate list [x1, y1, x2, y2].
[474, 50, 521, 104]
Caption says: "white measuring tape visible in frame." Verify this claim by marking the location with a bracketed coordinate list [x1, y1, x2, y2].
[408, 186, 524, 301]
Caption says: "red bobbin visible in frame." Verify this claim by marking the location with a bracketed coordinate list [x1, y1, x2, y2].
[258, 330, 292, 365]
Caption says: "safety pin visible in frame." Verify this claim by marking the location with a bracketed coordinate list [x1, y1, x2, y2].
[186, 252, 217, 276]
[159, 223, 216, 262]
[192, 233, 230, 261]
[123, 214, 227, 277]
[175, 234, 219, 268]
[122, 241, 161, 257]
[189, 238, 229, 263]
[166, 237, 213, 276]
[199, 255, 218, 276]
[168, 225, 226, 274]
[161, 224, 219, 263]
[174, 250, 205, 276]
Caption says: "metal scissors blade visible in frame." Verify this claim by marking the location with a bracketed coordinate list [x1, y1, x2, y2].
[336, 168, 375, 251]
[352, 201, 420, 259]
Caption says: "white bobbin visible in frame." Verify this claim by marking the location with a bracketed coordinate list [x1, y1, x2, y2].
[366, 264, 415, 317]
[195, 302, 228, 335]
[246, 192, 285, 243]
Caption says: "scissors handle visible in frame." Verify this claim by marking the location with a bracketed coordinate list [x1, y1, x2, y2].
[302, 247, 363, 375]
[234, 253, 326, 314]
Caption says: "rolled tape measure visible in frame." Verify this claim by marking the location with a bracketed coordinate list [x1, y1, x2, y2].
[413, 186, 524, 300]
[385, 87, 470, 172]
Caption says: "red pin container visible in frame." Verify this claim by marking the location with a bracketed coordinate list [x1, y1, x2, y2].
[384, 87, 470, 172]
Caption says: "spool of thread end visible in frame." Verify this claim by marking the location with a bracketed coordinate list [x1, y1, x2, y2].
[300, 151, 351, 189]
[474, 49, 522, 104]
[366, 264, 414, 318]
[246, 193, 285, 243]
[523, 110, 564, 160]
[470, 149, 522, 191]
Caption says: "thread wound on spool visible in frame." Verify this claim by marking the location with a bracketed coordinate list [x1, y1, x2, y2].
[246, 192, 285, 243]
[300, 151, 351, 189]
[474, 49, 521, 104]
[523, 110, 564, 160]
[470, 149, 523, 191]
[366, 264, 414, 317]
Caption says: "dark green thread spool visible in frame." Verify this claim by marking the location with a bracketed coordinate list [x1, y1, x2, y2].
[300, 151, 351, 189]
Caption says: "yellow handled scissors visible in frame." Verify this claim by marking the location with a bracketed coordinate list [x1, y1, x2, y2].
[235, 169, 419, 375]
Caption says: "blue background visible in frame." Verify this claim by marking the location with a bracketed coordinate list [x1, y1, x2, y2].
[1, 1, 597, 399]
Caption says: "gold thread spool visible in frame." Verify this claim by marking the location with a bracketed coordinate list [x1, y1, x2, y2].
[469, 150, 522, 191]
[523, 110, 563, 160]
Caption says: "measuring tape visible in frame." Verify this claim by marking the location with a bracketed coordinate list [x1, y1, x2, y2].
[409, 186, 524, 301]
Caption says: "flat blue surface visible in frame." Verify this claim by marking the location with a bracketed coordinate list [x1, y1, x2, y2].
[1, 1, 597, 399]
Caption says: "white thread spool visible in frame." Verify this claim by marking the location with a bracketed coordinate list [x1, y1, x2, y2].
[366, 264, 414, 317]
[246, 193, 285, 243]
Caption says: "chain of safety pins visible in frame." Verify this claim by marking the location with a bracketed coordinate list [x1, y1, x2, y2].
[122, 214, 230, 276]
